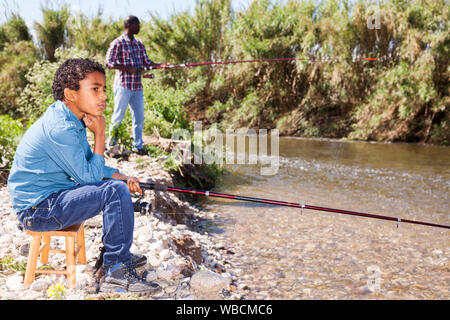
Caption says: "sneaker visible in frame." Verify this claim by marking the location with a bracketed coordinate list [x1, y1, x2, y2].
[105, 144, 120, 158]
[132, 147, 147, 155]
[93, 248, 147, 278]
[100, 262, 161, 295]
[130, 253, 147, 269]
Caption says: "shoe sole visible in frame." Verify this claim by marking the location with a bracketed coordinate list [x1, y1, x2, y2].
[100, 283, 162, 296]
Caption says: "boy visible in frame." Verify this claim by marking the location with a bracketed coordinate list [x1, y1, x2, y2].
[7, 58, 160, 295]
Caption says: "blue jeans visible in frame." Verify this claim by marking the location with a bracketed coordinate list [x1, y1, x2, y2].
[17, 179, 134, 268]
[109, 85, 145, 150]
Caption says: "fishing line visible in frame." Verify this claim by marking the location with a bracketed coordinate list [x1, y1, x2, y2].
[138, 182, 450, 230]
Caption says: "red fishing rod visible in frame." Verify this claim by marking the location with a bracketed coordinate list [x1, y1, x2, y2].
[139, 182, 450, 230]
[143, 56, 378, 78]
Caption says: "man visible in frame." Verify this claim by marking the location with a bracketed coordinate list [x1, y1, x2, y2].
[7, 58, 160, 295]
[105, 15, 168, 155]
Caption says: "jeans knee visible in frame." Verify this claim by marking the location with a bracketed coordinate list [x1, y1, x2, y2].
[106, 179, 130, 195]
[102, 180, 133, 214]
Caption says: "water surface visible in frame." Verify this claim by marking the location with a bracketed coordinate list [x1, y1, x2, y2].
[202, 138, 450, 299]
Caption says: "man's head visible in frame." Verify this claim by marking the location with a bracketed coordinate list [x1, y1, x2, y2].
[52, 58, 107, 119]
[124, 15, 140, 35]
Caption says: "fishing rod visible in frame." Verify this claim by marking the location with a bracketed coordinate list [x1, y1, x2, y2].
[143, 56, 378, 78]
[139, 182, 450, 230]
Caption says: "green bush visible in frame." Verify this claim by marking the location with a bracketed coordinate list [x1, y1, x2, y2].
[1, 0, 449, 145]
[142, 80, 194, 138]
[0, 41, 39, 116]
[0, 13, 39, 115]
[17, 47, 99, 122]
[0, 115, 26, 169]
[69, 11, 122, 56]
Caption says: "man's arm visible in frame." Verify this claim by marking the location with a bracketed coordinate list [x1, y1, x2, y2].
[105, 39, 141, 73]
[112, 65, 140, 73]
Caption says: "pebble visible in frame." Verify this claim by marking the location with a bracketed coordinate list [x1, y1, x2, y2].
[146, 270, 158, 282]
[157, 268, 173, 282]
[147, 255, 162, 269]
[190, 270, 232, 299]
[164, 286, 177, 294]
[30, 279, 50, 292]
[159, 249, 172, 261]
[6, 275, 24, 291]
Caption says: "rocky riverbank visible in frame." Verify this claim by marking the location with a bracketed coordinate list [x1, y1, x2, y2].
[0, 153, 248, 300]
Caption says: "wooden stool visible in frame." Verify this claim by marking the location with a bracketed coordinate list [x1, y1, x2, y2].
[24, 222, 87, 288]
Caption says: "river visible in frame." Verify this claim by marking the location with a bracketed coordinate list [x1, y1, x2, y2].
[200, 137, 450, 299]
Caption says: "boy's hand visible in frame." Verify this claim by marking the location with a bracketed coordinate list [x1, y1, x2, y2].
[126, 176, 143, 195]
[84, 114, 106, 156]
[83, 114, 106, 136]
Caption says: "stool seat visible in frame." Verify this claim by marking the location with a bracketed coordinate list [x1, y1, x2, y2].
[24, 222, 87, 288]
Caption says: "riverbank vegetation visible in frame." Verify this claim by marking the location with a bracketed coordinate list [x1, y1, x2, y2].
[0, 0, 448, 170]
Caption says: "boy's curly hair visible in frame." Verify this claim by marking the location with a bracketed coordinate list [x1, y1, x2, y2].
[52, 58, 105, 101]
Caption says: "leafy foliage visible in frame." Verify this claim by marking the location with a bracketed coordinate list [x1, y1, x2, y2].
[69, 10, 123, 56]
[34, 5, 71, 61]
[0, 0, 448, 146]
[0, 115, 26, 168]
[18, 47, 97, 122]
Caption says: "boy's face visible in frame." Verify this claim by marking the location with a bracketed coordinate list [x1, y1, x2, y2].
[64, 71, 107, 119]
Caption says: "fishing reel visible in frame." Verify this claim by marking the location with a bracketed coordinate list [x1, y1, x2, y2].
[133, 198, 152, 215]
[141, 65, 155, 79]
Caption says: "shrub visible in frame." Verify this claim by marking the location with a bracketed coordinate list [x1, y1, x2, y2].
[18, 47, 102, 122]
[0, 115, 26, 169]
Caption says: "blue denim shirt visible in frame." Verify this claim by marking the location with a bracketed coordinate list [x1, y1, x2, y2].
[8, 100, 117, 213]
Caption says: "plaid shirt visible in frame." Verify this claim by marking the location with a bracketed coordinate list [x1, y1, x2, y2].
[105, 33, 154, 91]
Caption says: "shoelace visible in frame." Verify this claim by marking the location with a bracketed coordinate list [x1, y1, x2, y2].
[125, 264, 146, 282]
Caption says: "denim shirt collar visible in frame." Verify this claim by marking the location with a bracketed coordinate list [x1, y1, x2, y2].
[55, 100, 86, 129]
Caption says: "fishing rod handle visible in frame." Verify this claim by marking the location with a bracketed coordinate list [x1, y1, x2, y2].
[142, 64, 179, 70]
[139, 182, 168, 191]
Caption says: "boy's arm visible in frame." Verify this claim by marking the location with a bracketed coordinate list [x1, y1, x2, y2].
[46, 124, 106, 184]
[83, 114, 142, 194]
[83, 135, 117, 179]
[111, 171, 143, 194]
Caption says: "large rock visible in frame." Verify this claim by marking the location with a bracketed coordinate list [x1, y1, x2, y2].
[30, 279, 50, 292]
[171, 235, 203, 264]
[190, 271, 231, 299]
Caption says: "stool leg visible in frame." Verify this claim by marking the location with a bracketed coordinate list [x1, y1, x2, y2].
[24, 235, 41, 286]
[40, 234, 51, 264]
[65, 236, 76, 288]
[76, 225, 87, 264]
